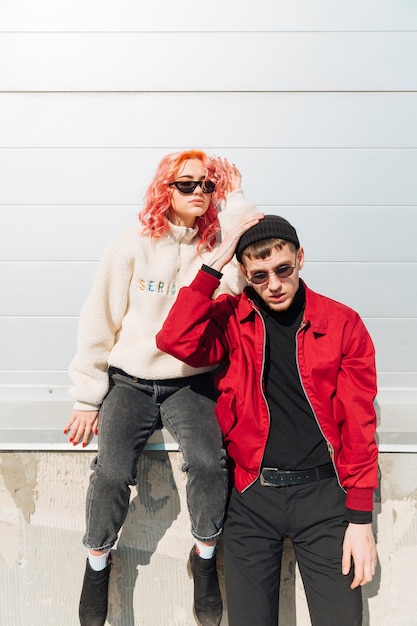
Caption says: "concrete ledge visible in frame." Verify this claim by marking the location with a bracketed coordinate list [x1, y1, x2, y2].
[376, 402, 417, 452]
[1, 399, 416, 452]
[0, 401, 179, 451]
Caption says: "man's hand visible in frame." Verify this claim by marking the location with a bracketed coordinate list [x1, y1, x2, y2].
[63, 410, 99, 448]
[342, 522, 377, 588]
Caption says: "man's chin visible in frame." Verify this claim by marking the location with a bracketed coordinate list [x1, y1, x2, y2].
[266, 296, 293, 312]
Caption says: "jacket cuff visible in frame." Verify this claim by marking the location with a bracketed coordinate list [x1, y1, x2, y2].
[201, 264, 223, 279]
[346, 508, 372, 524]
[73, 401, 101, 412]
[189, 267, 222, 297]
[345, 487, 375, 512]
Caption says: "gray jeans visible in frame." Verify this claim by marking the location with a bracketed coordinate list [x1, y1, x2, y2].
[83, 367, 228, 551]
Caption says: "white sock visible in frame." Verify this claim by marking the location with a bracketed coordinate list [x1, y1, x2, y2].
[88, 551, 110, 572]
[195, 540, 216, 560]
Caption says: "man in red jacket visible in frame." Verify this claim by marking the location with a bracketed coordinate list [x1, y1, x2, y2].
[156, 214, 378, 626]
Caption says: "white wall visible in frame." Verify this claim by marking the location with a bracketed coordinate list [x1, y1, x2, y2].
[0, 3, 417, 625]
[0, 0, 416, 404]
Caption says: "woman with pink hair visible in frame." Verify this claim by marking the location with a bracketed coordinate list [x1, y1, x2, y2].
[64, 150, 258, 626]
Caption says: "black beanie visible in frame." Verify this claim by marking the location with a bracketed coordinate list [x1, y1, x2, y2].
[236, 215, 300, 262]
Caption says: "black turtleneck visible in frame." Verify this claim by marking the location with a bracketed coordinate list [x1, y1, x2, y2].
[254, 282, 331, 470]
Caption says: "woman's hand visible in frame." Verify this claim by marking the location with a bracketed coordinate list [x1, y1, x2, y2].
[208, 212, 264, 272]
[63, 410, 99, 448]
[214, 157, 242, 195]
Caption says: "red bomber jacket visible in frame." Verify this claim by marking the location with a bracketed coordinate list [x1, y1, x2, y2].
[156, 269, 378, 512]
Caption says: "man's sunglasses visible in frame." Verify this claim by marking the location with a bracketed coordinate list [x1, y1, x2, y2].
[169, 180, 216, 194]
[247, 264, 297, 285]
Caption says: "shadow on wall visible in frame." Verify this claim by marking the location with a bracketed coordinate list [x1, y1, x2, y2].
[362, 464, 382, 625]
[362, 503, 382, 626]
[107, 451, 181, 626]
[98, 452, 382, 626]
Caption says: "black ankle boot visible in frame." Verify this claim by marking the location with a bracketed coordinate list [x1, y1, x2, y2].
[79, 557, 111, 626]
[188, 546, 222, 626]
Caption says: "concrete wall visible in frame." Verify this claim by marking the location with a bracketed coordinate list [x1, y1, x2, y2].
[0, 451, 416, 625]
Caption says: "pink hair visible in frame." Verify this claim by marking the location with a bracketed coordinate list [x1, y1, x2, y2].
[139, 150, 232, 250]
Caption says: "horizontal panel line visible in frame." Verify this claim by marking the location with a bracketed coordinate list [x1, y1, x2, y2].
[2, 204, 416, 208]
[1, 90, 417, 94]
[0, 260, 99, 263]
[0, 368, 67, 370]
[0, 258, 417, 265]
[0, 443, 179, 451]
[2, 315, 415, 320]
[2, 30, 417, 34]
[15, 262, 417, 266]
[0, 383, 69, 388]
[1, 204, 416, 209]
[0, 371, 405, 375]
[1, 260, 416, 265]
[376, 370, 415, 372]
[0, 369, 411, 376]
[2, 146, 417, 150]
[0, 315, 79, 319]
[2, 90, 417, 95]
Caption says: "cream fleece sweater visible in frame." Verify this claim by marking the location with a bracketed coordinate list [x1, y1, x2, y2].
[69, 190, 255, 410]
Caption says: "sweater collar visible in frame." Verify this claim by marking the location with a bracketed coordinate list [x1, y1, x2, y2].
[168, 220, 199, 244]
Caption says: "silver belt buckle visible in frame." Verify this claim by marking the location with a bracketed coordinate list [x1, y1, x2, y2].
[260, 467, 280, 487]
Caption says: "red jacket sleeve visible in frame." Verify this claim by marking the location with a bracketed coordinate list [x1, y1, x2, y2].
[156, 269, 234, 367]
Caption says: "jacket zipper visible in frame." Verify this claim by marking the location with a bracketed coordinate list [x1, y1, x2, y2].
[241, 303, 271, 493]
[295, 321, 345, 493]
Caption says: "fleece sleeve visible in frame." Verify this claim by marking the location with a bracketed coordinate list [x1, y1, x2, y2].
[68, 245, 132, 410]
[216, 189, 258, 296]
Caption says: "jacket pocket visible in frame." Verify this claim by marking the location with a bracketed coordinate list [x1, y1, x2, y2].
[216, 392, 237, 437]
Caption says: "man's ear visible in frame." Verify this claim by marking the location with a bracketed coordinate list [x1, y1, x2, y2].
[239, 263, 249, 281]
[297, 247, 305, 271]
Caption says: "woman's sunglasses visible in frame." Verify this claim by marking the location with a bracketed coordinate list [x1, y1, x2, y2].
[169, 180, 216, 195]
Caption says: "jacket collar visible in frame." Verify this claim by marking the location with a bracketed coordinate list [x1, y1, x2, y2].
[302, 281, 328, 334]
[237, 280, 329, 335]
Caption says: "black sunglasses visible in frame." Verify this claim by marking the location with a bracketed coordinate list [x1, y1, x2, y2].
[169, 180, 216, 194]
[248, 265, 297, 285]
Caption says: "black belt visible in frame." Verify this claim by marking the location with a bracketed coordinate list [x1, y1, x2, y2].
[260, 463, 335, 488]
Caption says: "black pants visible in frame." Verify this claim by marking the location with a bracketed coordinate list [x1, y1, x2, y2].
[223, 476, 362, 626]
